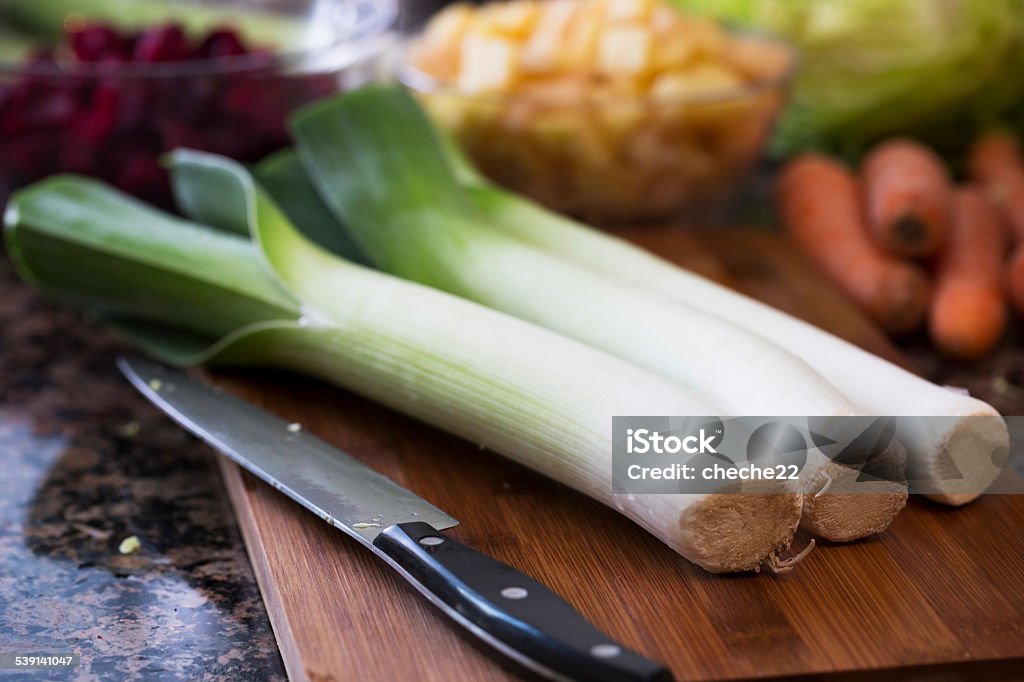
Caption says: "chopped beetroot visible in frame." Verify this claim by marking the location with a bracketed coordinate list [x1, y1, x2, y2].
[85, 86, 121, 140]
[199, 29, 247, 59]
[133, 24, 191, 63]
[0, 21, 340, 209]
[69, 25, 129, 62]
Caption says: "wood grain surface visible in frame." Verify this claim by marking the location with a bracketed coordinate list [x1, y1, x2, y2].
[210, 229, 1024, 682]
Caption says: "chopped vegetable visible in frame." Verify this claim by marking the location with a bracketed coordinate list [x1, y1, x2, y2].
[778, 154, 931, 334]
[436, 134, 1006, 505]
[118, 535, 142, 554]
[968, 131, 1024, 245]
[407, 0, 791, 221]
[0, 0, 304, 48]
[929, 189, 1007, 361]
[290, 86, 908, 542]
[411, 0, 783, 96]
[862, 139, 951, 258]
[5, 154, 802, 573]
[0, 20, 336, 208]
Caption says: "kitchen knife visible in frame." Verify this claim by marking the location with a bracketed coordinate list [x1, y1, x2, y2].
[118, 357, 672, 682]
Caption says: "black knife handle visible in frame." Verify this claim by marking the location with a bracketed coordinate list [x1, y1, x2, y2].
[372, 522, 672, 682]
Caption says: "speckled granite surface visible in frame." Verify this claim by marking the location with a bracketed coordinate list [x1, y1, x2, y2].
[0, 261, 285, 681]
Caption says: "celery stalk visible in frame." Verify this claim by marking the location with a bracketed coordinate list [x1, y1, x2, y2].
[6, 154, 803, 572]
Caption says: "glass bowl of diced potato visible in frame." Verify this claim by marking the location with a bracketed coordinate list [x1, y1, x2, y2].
[403, 0, 794, 224]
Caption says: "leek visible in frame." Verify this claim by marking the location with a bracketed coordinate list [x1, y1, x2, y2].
[291, 86, 908, 541]
[4, 175, 299, 338]
[5, 153, 803, 573]
[443, 138, 1008, 506]
[254, 150, 370, 265]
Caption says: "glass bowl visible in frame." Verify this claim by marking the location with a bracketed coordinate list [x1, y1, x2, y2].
[402, 26, 794, 225]
[0, 0, 396, 208]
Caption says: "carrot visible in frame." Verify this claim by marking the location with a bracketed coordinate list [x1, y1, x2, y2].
[929, 188, 1006, 361]
[862, 138, 951, 258]
[778, 154, 930, 335]
[967, 131, 1024, 245]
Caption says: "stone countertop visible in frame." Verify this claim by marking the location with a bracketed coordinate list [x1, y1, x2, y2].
[0, 261, 285, 681]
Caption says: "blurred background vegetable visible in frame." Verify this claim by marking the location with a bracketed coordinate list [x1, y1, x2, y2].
[928, 188, 1006, 361]
[862, 139, 951, 258]
[405, 0, 793, 222]
[0, 0, 395, 207]
[777, 132, 1023, 361]
[671, 0, 1024, 162]
[0, 0, 305, 49]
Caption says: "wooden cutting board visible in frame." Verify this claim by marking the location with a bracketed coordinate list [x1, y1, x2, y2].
[208, 229, 1024, 682]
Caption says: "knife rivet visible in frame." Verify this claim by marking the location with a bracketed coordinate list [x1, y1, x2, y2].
[590, 644, 621, 659]
[500, 587, 528, 600]
[419, 536, 444, 546]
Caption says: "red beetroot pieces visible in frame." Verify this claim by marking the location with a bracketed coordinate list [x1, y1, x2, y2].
[0, 22, 336, 209]
[133, 24, 191, 63]
[200, 30, 247, 59]
[69, 25, 130, 62]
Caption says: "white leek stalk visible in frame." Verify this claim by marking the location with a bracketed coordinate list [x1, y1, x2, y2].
[4, 158, 803, 573]
[290, 87, 908, 540]
[460, 170, 1007, 506]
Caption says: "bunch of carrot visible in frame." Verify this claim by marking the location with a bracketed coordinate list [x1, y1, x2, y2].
[778, 133, 1024, 362]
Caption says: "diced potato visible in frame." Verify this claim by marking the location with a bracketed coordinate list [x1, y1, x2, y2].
[519, 76, 589, 102]
[574, 114, 615, 167]
[420, 3, 474, 51]
[597, 26, 652, 76]
[682, 92, 754, 133]
[521, 0, 580, 73]
[626, 126, 678, 169]
[649, 64, 742, 102]
[603, 0, 656, 24]
[408, 42, 449, 81]
[649, 4, 677, 33]
[561, 8, 603, 70]
[458, 34, 520, 93]
[650, 35, 698, 72]
[597, 99, 646, 140]
[409, 0, 787, 221]
[478, 1, 542, 38]
[501, 97, 536, 131]
[529, 108, 578, 144]
[678, 16, 727, 58]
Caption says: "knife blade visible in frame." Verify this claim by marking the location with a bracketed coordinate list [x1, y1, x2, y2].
[118, 358, 672, 682]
